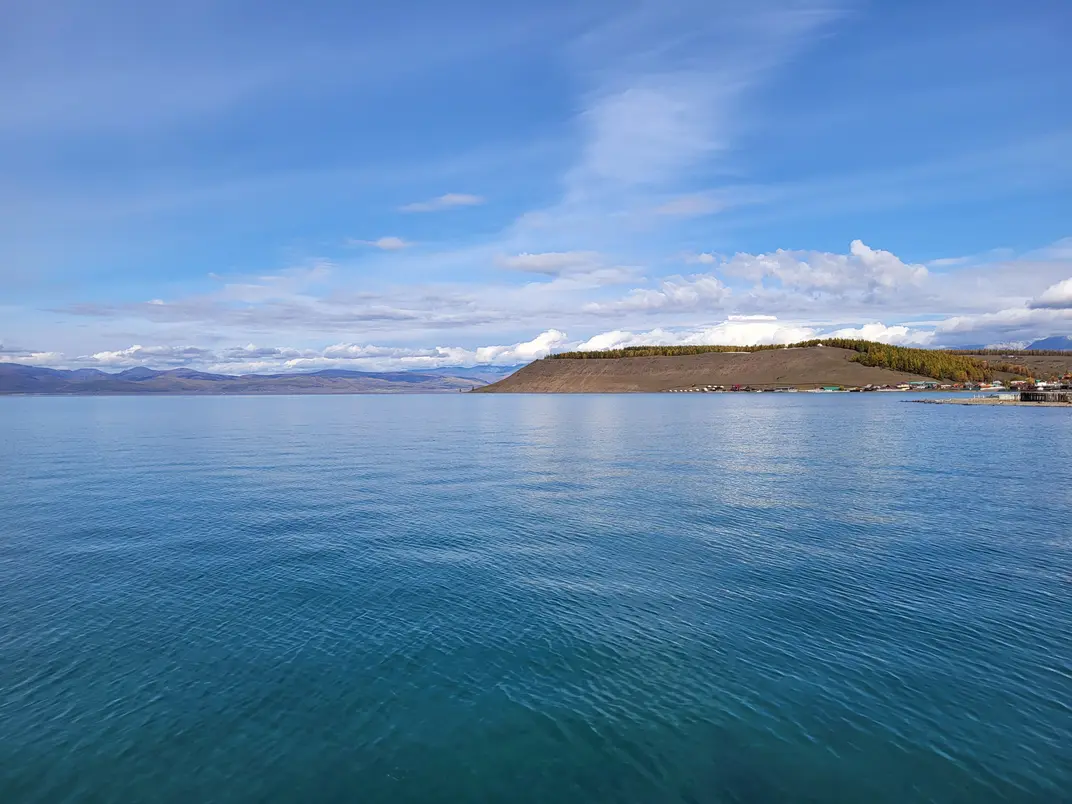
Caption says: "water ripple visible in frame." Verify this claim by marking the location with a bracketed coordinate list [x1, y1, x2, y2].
[1, 394, 1070, 803]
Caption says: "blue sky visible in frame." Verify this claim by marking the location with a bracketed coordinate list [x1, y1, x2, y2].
[3, 0, 1071, 371]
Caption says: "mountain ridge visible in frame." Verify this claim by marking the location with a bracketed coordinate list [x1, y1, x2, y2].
[1027, 335, 1072, 351]
[0, 364, 494, 395]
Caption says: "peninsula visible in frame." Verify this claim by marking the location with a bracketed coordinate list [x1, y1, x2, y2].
[476, 341, 1072, 394]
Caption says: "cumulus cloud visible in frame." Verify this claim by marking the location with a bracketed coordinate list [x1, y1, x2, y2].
[472, 329, 569, 364]
[350, 236, 411, 251]
[723, 240, 929, 297]
[686, 253, 718, 265]
[1029, 278, 1072, 309]
[578, 241, 936, 320]
[400, 193, 485, 212]
[574, 317, 817, 351]
[824, 322, 935, 346]
[571, 317, 944, 352]
[585, 274, 730, 314]
[213, 331, 570, 372]
[89, 345, 216, 367]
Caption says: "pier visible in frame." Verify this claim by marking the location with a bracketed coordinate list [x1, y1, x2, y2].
[1020, 390, 1072, 403]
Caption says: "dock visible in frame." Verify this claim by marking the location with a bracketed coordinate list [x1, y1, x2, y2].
[1020, 390, 1072, 403]
[913, 389, 1072, 407]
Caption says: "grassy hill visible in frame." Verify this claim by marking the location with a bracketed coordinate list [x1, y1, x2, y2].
[478, 341, 1072, 394]
[548, 339, 1049, 382]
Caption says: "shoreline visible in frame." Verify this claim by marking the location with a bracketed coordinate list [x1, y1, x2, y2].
[911, 397, 1072, 407]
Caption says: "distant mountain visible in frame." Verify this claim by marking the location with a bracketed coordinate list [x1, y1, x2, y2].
[0, 364, 488, 395]
[413, 365, 524, 383]
[1027, 336, 1072, 351]
[116, 367, 162, 380]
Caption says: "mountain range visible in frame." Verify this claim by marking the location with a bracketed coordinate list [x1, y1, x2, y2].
[977, 336, 1072, 351]
[0, 365, 520, 395]
[1023, 336, 1072, 351]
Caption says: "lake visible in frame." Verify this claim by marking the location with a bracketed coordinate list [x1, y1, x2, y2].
[1, 394, 1069, 803]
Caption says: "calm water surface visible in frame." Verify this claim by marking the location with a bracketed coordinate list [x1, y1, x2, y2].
[1, 394, 1070, 803]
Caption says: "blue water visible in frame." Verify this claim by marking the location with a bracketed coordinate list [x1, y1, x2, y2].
[1, 395, 1070, 803]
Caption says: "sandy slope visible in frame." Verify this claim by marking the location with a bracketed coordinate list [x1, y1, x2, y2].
[476, 347, 936, 393]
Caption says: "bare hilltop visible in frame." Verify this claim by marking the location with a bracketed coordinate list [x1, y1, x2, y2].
[476, 346, 929, 393]
[476, 342, 1072, 394]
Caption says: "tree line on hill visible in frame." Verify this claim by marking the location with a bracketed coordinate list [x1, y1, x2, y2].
[946, 349, 1072, 356]
[548, 339, 1036, 382]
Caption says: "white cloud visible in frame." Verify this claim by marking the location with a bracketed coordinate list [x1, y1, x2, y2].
[928, 256, 972, 268]
[351, 236, 411, 251]
[824, 322, 935, 346]
[211, 331, 569, 372]
[685, 319, 818, 346]
[722, 240, 929, 297]
[88, 345, 215, 367]
[494, 251, 638, 288]
[571, 317, 945, 353]
[1029, 277, 1072, 310]
[573, 80, 726, 189]
[497, 251, 604, 276]
[0, 351, 65, 366]
[585, 274, 730, 313]
[573, 329, 663, 352]
[687, 253, 718, 265]
[935, 306, 1072, 338]
[1026, 237, 1072, 261]
[21, 330, 575, 374]
[575, 318, 817, 351]
[400, 193, 485, 212]
[472, 329, 569, 364]
[208, 261, 333, 304]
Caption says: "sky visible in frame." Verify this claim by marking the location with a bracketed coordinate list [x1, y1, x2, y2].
[2, 0, 1072, 372]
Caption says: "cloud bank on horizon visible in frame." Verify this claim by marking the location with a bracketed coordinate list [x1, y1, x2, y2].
[2, 0, 1071, 373]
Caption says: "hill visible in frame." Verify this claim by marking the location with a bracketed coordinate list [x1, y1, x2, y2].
[476, 346, 940, 393]
[0, 364, 488, 395]
[958, 354, 1072, 380]
[477, 338, 1072, 393]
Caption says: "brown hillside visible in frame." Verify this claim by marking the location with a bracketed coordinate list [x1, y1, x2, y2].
[477, 346, 936, 393]
[964, 354, 1072, 380]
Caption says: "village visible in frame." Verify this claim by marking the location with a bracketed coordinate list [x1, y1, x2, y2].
[663, 375, 1072, 394]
